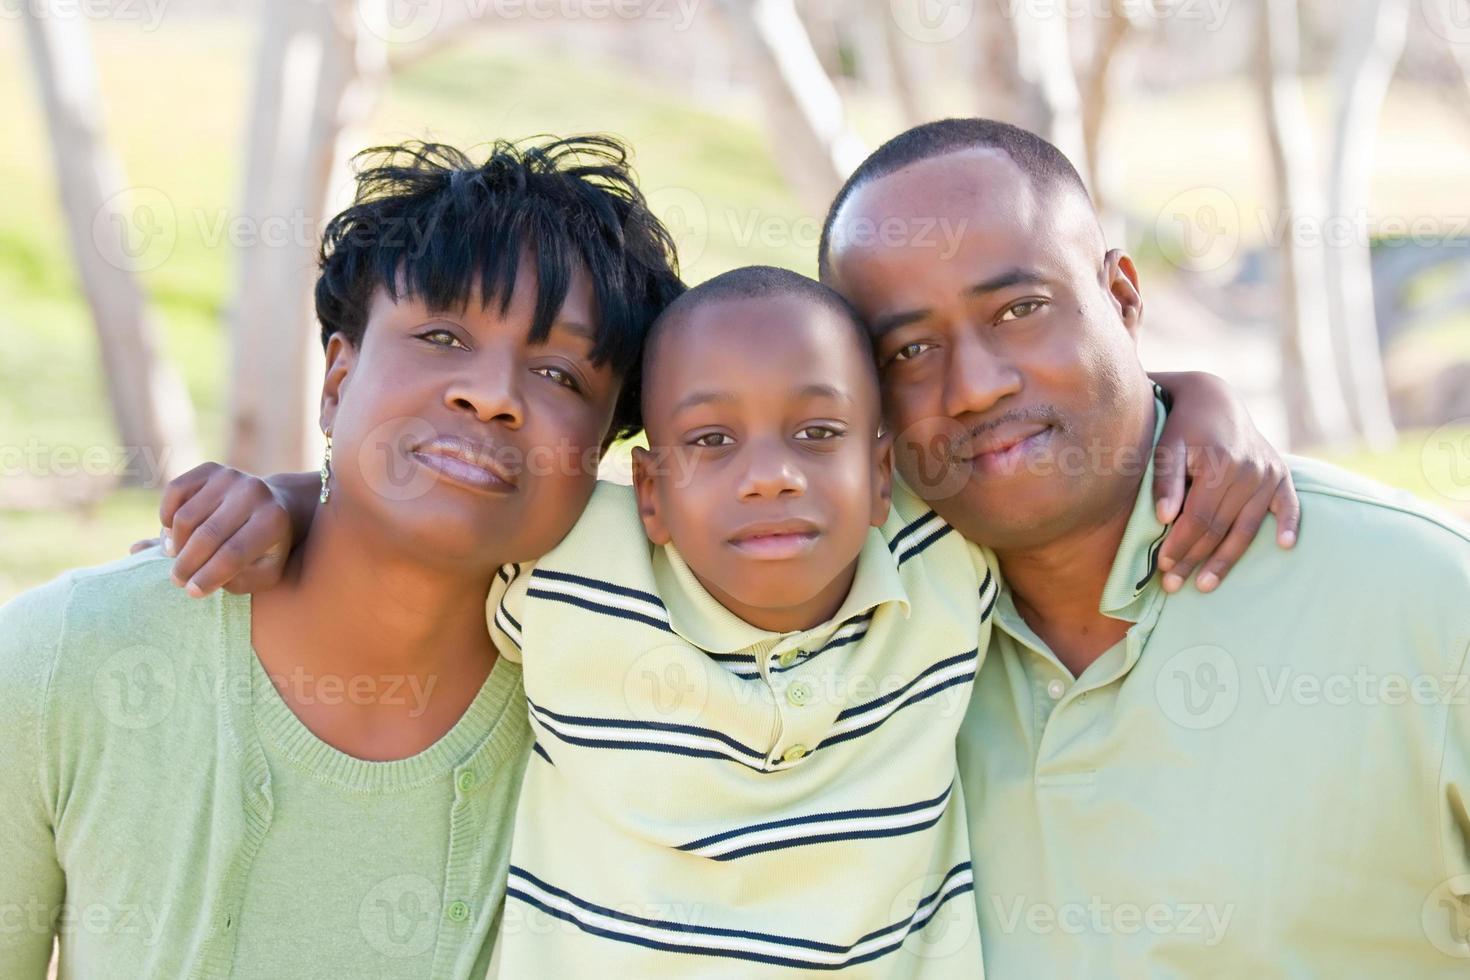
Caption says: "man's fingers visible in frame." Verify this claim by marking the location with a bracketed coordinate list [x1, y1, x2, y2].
[1269, 472, 1301, 547]
[1151, 438, 1187, 529]
[218, 512, 293, 596]
[166, 472, 233, 560]
[130, 537, 161, 555]
[1196, 481, 1277, 592]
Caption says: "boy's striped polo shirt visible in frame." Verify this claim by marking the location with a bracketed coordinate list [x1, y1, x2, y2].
[485, 479, 999, 977]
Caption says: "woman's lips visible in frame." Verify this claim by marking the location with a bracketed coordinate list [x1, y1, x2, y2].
[410, 443, 517, 495]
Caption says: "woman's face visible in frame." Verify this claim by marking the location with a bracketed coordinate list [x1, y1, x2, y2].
[319, 262, 621, 570]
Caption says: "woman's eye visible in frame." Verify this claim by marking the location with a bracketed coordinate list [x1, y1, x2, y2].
[534, 366, 580, 391]
[692, 432, 732, 448]
[795, 426, 841, 441]
[417, 329, 468, 349]
[999, 300, 1044, 322]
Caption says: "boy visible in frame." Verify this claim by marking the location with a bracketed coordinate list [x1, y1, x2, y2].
[486, 265, 995, 977]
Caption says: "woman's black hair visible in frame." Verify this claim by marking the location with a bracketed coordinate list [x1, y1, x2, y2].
[314, 136, 685, 440]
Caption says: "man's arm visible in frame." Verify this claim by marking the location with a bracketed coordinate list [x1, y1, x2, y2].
[0, 585, 69, 977]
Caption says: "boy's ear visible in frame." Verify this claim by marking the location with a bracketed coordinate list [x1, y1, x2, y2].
[870, 427, 894, 528]
[319, 333, 356, 435]
[631, 446, 672, 546]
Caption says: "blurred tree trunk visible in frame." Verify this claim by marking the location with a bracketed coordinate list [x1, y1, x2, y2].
[1325, 0, 1407, 450]
[862, 0, 925, 127]
[714, 0, 868, 214]
[21, 10, 199, 485]
[227, 0, 385, 473]
[1258, 0, 1354, 448]
[1080, 2, 1138, 240]
[991, 0, 1091, 190]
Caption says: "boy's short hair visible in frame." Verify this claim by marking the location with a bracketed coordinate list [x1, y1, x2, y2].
[644, 265, 872, 386]
[315, 136, 686, 440]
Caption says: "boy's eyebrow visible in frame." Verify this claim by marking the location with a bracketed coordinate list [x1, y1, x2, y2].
[552, 319, 597, 343]
[798, 383, 850, 403]
[671, 389, 737, 415]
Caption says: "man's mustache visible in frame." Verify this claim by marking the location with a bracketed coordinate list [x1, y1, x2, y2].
[943, 406, 1067, 463]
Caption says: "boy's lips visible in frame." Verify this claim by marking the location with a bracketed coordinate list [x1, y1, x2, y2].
[411, 436, 518, 494]
[727, 519, 822, 560]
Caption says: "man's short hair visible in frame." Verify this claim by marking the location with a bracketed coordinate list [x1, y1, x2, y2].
[818, 118, 1092, 280]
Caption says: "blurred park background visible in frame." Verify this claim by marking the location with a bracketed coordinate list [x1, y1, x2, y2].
[3, 0, 1470, 602]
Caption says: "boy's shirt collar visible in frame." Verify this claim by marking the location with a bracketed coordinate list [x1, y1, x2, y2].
[652, 530, 911, 656]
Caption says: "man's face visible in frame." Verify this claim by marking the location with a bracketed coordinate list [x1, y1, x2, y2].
[634, 294, 890, 632]
[320, 262, 620, 570]
[824, 148, 1152, 551]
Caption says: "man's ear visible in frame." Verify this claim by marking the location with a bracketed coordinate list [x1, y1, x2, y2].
[1103, 249, 1144, 340]
[631, 446, 672, 546]
[870, 427, 895, 528]
[319, 333, 356, 436]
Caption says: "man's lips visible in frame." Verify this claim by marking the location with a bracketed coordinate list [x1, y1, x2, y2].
[410, 436, 518, 494]
[962, 424, 1054, 475]
[727, 520, 821, 560]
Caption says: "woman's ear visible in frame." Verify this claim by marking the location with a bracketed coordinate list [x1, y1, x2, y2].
[1103, 249, 1144, 339]
[319, 333, 355, 435]
[871, 427, 895, 528]
[631, 446, 672, 546]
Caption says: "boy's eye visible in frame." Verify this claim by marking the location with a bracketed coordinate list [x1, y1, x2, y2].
[692, 432, 733, 448]
[416, 328, 469, 350]
[795, 425, 841, 441]
[999, 299, 1045, 322]
[888, 342, 932, 365]
[533, 365, 581, 391]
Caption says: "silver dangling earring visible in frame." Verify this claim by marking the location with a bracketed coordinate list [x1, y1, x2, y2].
[319, 434, 333, 504]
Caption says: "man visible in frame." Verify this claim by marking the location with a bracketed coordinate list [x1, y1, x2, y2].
[820, 118, 1470, 975]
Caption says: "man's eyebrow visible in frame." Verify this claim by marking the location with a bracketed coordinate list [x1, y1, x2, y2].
[968, 268, 1048, 296]
[670, 389, 737, 415]
[870, 309, 929, 339]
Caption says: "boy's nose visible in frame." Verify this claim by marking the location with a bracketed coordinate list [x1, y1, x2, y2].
[737, 451, 807, 500]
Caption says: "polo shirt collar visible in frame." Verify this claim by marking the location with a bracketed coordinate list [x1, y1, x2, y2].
[1098, 392, 1172, 620]
[652, 527, 911, 655]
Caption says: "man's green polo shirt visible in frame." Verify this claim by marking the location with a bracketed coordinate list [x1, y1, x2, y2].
[958, 401, 1470, 977]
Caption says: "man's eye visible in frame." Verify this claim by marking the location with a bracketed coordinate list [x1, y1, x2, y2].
[889, 342, 931, 364]
[692, 432, 732, 448]
[533, 366, 580, 391]
[999, 300, 1045, 322]
[416, 329, 468, 349]
[795, 426, 841, 441]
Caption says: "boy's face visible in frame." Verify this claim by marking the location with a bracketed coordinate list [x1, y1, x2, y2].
[633, 293, 892, 633]
[319, 262, 621, 570]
